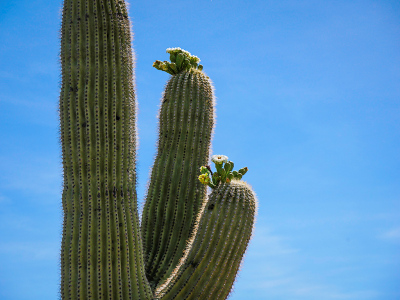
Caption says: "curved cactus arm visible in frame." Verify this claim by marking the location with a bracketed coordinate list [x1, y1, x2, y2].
[59, 0, 152, 298]
[154, 180, 257, 300]
[141, 49, 215, 288]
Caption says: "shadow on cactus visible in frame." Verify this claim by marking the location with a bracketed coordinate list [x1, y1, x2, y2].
[59, 1, 257, 299]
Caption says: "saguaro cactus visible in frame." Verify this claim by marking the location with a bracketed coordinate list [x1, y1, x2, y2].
[59, 1, 257, 299]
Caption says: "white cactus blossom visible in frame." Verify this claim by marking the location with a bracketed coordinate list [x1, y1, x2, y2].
[211, 155, 229, 164]
[166, 47, 182, 53]
[166, 47, 191, 56]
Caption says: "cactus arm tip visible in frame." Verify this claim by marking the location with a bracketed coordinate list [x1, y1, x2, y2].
[153, 47, 204, 75]
[199, 155, 249, 187]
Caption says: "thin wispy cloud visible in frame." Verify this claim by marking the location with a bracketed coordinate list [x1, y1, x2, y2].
[0, 70, 24, 81]
[0, 94, 57, 111]
[0, 241, 59, 261]
[249, 272, 381, 300]
[290, 284, 380, 300]
[237, 223, 388, 300]
[0, 194, 10, 204]
[251, 225, 299, 257]
[0, 155, 61, 199]
[381, 227, 400, 243]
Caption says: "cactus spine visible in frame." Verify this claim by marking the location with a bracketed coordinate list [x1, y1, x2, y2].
[59, 0, 152, 298]
[60, 1, 257, 298]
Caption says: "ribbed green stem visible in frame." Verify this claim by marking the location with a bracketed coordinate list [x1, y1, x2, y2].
[141, 70, 215, 287]
[154, 180, 257, 300]
[59, 0, 152, 299]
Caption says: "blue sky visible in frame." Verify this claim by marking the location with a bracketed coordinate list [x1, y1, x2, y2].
[0, 0, 399, 299]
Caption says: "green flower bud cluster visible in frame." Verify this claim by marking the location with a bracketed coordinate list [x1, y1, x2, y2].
[153, 47, 204, 75]
[199, 155, 248, 189]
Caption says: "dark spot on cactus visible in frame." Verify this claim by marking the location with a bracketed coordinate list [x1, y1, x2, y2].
[208, 203, 215, 210]
[163, 98, 168, 103]
[85, 13, 89, 20]
[113, 187, 117, 197]
[82, 122, 86, 128]
[190, 261, 199, 268]
[119, 222, 122, 227]
[97, 193, 100, 198]
[77, 17, 81, 21]
[105, 190, 109, 196]
[116, 115, 120, 121]
[120, 190, 123, 197]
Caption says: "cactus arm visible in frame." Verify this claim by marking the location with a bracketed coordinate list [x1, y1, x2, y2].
[211, 186, 256, 299]
[154, 180, 257, 300]
[141, 50, 215, 287]
[59, 0, 152, 299]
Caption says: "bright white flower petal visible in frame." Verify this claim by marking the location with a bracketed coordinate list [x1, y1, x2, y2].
[211, 155, 229, 164]
[166, 47, 182, 53]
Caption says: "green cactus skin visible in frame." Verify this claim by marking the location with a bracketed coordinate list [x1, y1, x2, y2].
[59, 0, 152, 299]
[141, 65, 215, 287]
[59, 0, 257, 296]
[154, 180, 257, 300]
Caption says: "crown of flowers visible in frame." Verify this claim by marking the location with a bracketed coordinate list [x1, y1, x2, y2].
[153, 47, 204, 75]
[198, 155, 248, 189]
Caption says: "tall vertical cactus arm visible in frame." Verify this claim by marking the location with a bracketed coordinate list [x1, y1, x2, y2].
[59, 0, 152, 299]
[154, 180, 257, 300]
[141, 49, 215, 287]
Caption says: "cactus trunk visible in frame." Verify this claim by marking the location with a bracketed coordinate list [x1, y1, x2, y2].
[59, 0, 151, 298]
[141, 70, 215, 287]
